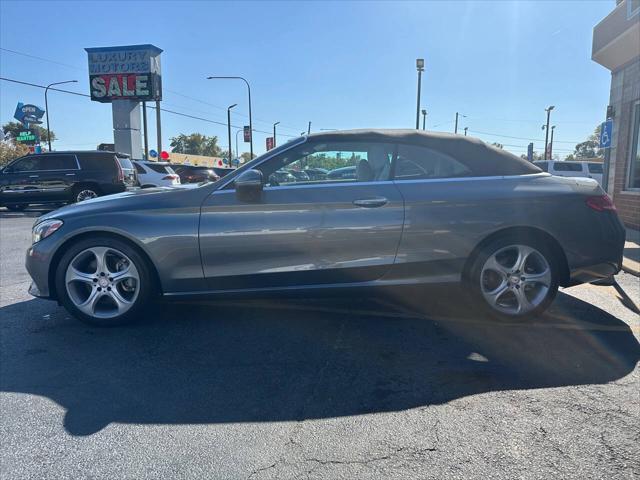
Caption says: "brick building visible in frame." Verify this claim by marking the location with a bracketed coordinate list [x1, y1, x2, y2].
[592, 0, 640, 229]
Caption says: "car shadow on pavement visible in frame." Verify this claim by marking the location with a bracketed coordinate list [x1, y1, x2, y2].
[1, 290, 638, 436]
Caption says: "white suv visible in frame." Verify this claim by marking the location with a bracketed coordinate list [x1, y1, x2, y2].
[133, 161, 181, 188]
[534, 160, 604, 186]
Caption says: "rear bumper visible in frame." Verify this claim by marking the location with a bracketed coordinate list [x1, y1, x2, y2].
[567, 261, 621, 286]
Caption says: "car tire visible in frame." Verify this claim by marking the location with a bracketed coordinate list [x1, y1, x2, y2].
[468, 235, 560, 321]
[73, 185, 101, 203]
[55, 236, 154, 326]
[5, 204, 27, 211]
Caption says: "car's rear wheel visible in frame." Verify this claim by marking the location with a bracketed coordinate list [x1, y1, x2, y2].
[74, 185, 101, 203]
[468, 236, 559, 320]
[55, 236, 153, 326]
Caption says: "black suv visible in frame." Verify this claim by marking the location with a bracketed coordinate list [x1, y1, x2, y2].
[0, 151, 137, 211]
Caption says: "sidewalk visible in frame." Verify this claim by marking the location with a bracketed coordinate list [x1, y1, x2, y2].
[623, 227, 640, 276]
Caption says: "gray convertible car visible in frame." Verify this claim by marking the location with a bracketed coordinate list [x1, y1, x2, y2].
[26, 130, 625, 326]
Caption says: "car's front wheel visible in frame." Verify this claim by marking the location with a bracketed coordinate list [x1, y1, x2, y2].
[469, 236, 559, 320]
[55, 236, 153, 326]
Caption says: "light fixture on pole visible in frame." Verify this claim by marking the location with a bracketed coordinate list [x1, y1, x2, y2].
[544, 105, 555, 159]
[207, 76, 254, 159]
[44, 80, 78, 151]
[415, 59, 425, 129]
[273, 121, 280, 148]
[421, 109, 427, 130]
[227, 103, 237, 166]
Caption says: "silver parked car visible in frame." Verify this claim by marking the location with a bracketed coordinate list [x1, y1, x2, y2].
[26, 130, 625, 326]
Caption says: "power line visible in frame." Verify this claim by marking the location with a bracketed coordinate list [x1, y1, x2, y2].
[0, 76, 298, 138]
[468, 129, 580, 144]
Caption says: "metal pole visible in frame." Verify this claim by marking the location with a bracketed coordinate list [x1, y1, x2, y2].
[206, 76, 253, 159]
[454, 112, 459, 134]
[549, 126, 555, 159]
[308, 121, 311, 134]
[544, 106, 554, 160]
[415, 70, 422, 129]
[155, 100, 162, 154]
[464, 127, 468, 136]
[421, 110, 427, 130]
[236, 128, 241, 161]
[45, 88, 51, 151]
[227, 104, 237, 165]
[273, 121, 280, 148]
[142, 101, 149, 159]
[43, 80, 77, 151]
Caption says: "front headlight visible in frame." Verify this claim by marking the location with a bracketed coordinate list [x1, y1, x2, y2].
[32, 219, 64, 244]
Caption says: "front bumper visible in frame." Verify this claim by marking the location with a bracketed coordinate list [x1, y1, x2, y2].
[25, 240, 56, 300]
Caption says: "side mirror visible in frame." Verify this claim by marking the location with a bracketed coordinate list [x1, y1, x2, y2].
[234, 169, 263, 202]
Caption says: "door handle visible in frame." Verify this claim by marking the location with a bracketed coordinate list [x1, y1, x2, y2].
[353, 197, 388, 208]
[65, 173, 76, 176]
[28, 175, 39, 178]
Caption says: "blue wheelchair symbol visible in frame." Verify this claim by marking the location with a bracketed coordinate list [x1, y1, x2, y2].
[600, 120, 612, 148]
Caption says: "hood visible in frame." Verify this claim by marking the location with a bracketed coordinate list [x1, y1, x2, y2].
[36, 183, 208, 225]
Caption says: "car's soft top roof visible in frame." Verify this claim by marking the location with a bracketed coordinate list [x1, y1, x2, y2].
[305, 129, 541, 176]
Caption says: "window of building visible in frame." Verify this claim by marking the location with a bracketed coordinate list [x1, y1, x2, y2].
[628, 0, 640, 19]
[628, 101, 640, 189]
[393, 144, 472, 180]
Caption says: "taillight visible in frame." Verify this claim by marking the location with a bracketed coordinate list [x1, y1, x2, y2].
[163, 174, 179, 181]
[116, 161, 124, 182]
[585, 195, 616, 212]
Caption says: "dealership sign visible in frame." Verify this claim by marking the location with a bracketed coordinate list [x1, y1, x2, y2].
[85, 44, 163, 103]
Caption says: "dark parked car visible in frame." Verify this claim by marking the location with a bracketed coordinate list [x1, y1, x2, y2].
[327, 165, 356, 180]
[212, 167, 235, 178]
[1, 151, 137, 210]
[287, 169, 310, 182]
[171, 164, 220, 184]
[25, 130, 625, 326]
[304, 167, 328, 181]
[269, 169, 296, 185]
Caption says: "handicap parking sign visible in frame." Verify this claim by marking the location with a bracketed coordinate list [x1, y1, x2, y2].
[600, 120, 613, 148]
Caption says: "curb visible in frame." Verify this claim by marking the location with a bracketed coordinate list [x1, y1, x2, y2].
[622, 264, 640, 277]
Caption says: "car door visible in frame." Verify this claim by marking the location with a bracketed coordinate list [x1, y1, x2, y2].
[0, 155, 48, 205]
[34, 154, 80, 201]
[199, 139, 404, 291]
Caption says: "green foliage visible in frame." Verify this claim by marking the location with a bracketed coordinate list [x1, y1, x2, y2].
[0, 141, 29, 167]
[571, 125, 603, 159]
[169, 133, 222, 157]
[240, 152, 256, 162]
[302, 152, 362, 171]
[2, 121, 55, 144]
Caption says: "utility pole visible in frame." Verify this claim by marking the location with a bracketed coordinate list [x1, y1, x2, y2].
[464, 127, 468, 136]
[307, 121, 311, 134]
[549, 125, 555, 159]
[273, 121, 280, 148]
[544, 105, 555, 159]
[156, 100, 162, 155]
[421, 109, 427, 130]
[227, 103, 237, 165]
[415, 59, 425, 129]
[44, 80, 77, 151]
[142, 101, 149, 159]
[454, 112, 466, 134]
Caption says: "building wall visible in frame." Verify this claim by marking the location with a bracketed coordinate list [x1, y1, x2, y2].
[608, 58, 640, 229]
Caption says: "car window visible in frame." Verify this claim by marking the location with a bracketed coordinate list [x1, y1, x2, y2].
[9, 156, 46, 172]
[79, 154, 117, 171]
[394, 144, 472, 180]
[588, 163, 603, 173]
[257, 141, 395, 187]
[133, 162, 146, 174]
[42, 154, 78, 170]
[117, 157, 134, 170]
[146, 163, 174, 174]
[552, 162, 583, 172]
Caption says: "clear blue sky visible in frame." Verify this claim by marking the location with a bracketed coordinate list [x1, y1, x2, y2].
[0, 0, 613, 158]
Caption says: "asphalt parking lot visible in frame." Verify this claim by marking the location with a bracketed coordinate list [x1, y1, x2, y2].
[1, 208, 639, 479]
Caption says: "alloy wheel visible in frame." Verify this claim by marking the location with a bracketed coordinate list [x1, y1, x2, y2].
[480, 244, 552, 316]
[76, 189, 98, 202]
[65, 246, 140, 319]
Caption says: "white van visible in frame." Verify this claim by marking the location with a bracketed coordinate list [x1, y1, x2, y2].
[534, 160, 604, 186]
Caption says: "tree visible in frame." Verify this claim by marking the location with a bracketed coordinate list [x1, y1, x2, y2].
[0, 140, 29, 167]
[240, 152, 256, 163]
[169, 133, 222, 157]
[570, 125, 603, 159]
[2, 121, 55, 145]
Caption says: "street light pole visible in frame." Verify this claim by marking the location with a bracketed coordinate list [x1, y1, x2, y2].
[464, 127, 468, 136]
[227, 103, 237, 165]
[550, 125, 556, 159]
[421, 109, 427, 130]
[273, 121, 280, 148]
[44, 80, 77, 151]
[415, 59, 425, 129]
[544, 105, 555, 160]
[454, 112, 466, 134]
[308, 121, 312, 134]
[207, 76, 254, 159]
